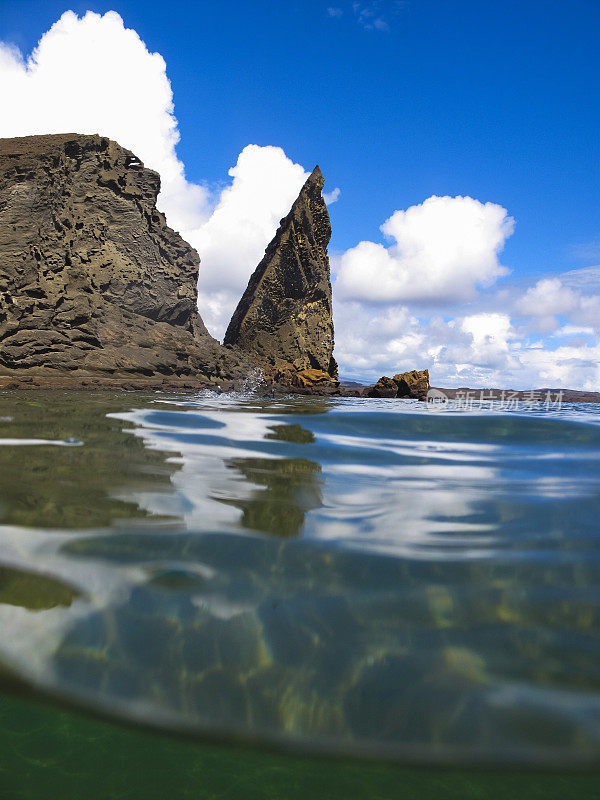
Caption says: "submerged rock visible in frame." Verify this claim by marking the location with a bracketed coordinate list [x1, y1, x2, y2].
[224, 166, 338, 387]
[0, 134, 249, 384]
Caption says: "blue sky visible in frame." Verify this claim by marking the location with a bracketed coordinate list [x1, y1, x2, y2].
[0, 1, 599, 386]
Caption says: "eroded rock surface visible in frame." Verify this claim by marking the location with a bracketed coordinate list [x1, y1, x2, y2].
[394, 369, 430, 400]
[366, 376, 398, 398]
[0, 134, 248, 384]
[224, 166, 338, 386]
[366, 370, 430, 400]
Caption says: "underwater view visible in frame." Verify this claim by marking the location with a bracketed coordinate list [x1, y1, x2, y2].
[0, 389, 600, 798]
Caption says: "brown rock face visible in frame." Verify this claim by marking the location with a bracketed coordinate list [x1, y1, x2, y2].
[366, 370, 430, 399]
[366, 376, 398, 398]
[394, 369, 430, 400]
[0, 134, 248, 382]
[224, 166, 337, 384]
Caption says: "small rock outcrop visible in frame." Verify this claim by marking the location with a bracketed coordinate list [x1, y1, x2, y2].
[0, 134, 248, 385]
[367, 376, 398, 398]
[224, 166, 338, 387]
[366, 369, 430, 400]
[394, 369, 430, 400]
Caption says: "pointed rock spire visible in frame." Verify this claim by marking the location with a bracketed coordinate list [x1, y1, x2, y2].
[224, 166, 337, 383]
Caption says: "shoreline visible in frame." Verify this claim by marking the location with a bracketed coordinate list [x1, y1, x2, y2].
[0, 374, 598, 403]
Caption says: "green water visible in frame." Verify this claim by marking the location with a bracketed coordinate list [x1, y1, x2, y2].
[0, 692, 597, 800]
[1, 389, 600, 796]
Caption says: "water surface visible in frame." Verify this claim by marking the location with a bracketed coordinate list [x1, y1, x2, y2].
[1, 389, 600, 794]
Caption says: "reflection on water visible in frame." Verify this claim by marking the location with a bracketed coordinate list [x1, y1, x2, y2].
[221, 455, 322, 536]
[0, 393, 181, 528]
[0, 391, 600, 772]
[0, 566, 79, 610]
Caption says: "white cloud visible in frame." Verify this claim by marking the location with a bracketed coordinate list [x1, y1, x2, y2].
[520, 344, 600, 392]
[333, 300, 425, 377]
[0, 42, 24, 74]
[324, 187, 341, 205]
[334, 303, 518, 385]
[515, 277, 600, 336]
[460, 313, 515, 368]
[335, 195, 514, 304]
[551, 324, 595, 338]
[327, 7, 344, 18]
[516, 278, 578, 318]
[333, 296, 600, 391]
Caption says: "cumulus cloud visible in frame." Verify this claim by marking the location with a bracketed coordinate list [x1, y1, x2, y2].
[460, 313, 515, 367]
[520, 343, 600, 392]
[516, 277, 600, 336]
[335, 195, 514, 304]
[517, 278, 578, 318]
[336, 296, 600, 390]
[333, 300, 426, 377]
[333, 298, 600, 391]
[335, 304, 518, 385]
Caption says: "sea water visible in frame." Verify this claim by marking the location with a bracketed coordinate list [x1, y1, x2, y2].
[0, 389, 599, 798]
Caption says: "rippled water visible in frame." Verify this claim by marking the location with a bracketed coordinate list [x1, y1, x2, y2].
[1, 389, 600, 795]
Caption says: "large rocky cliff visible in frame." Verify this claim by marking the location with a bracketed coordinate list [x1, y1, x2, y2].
[0, 134, 337, 391]
[224, 166, 337, 387]
[0, 134, 249, 385]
